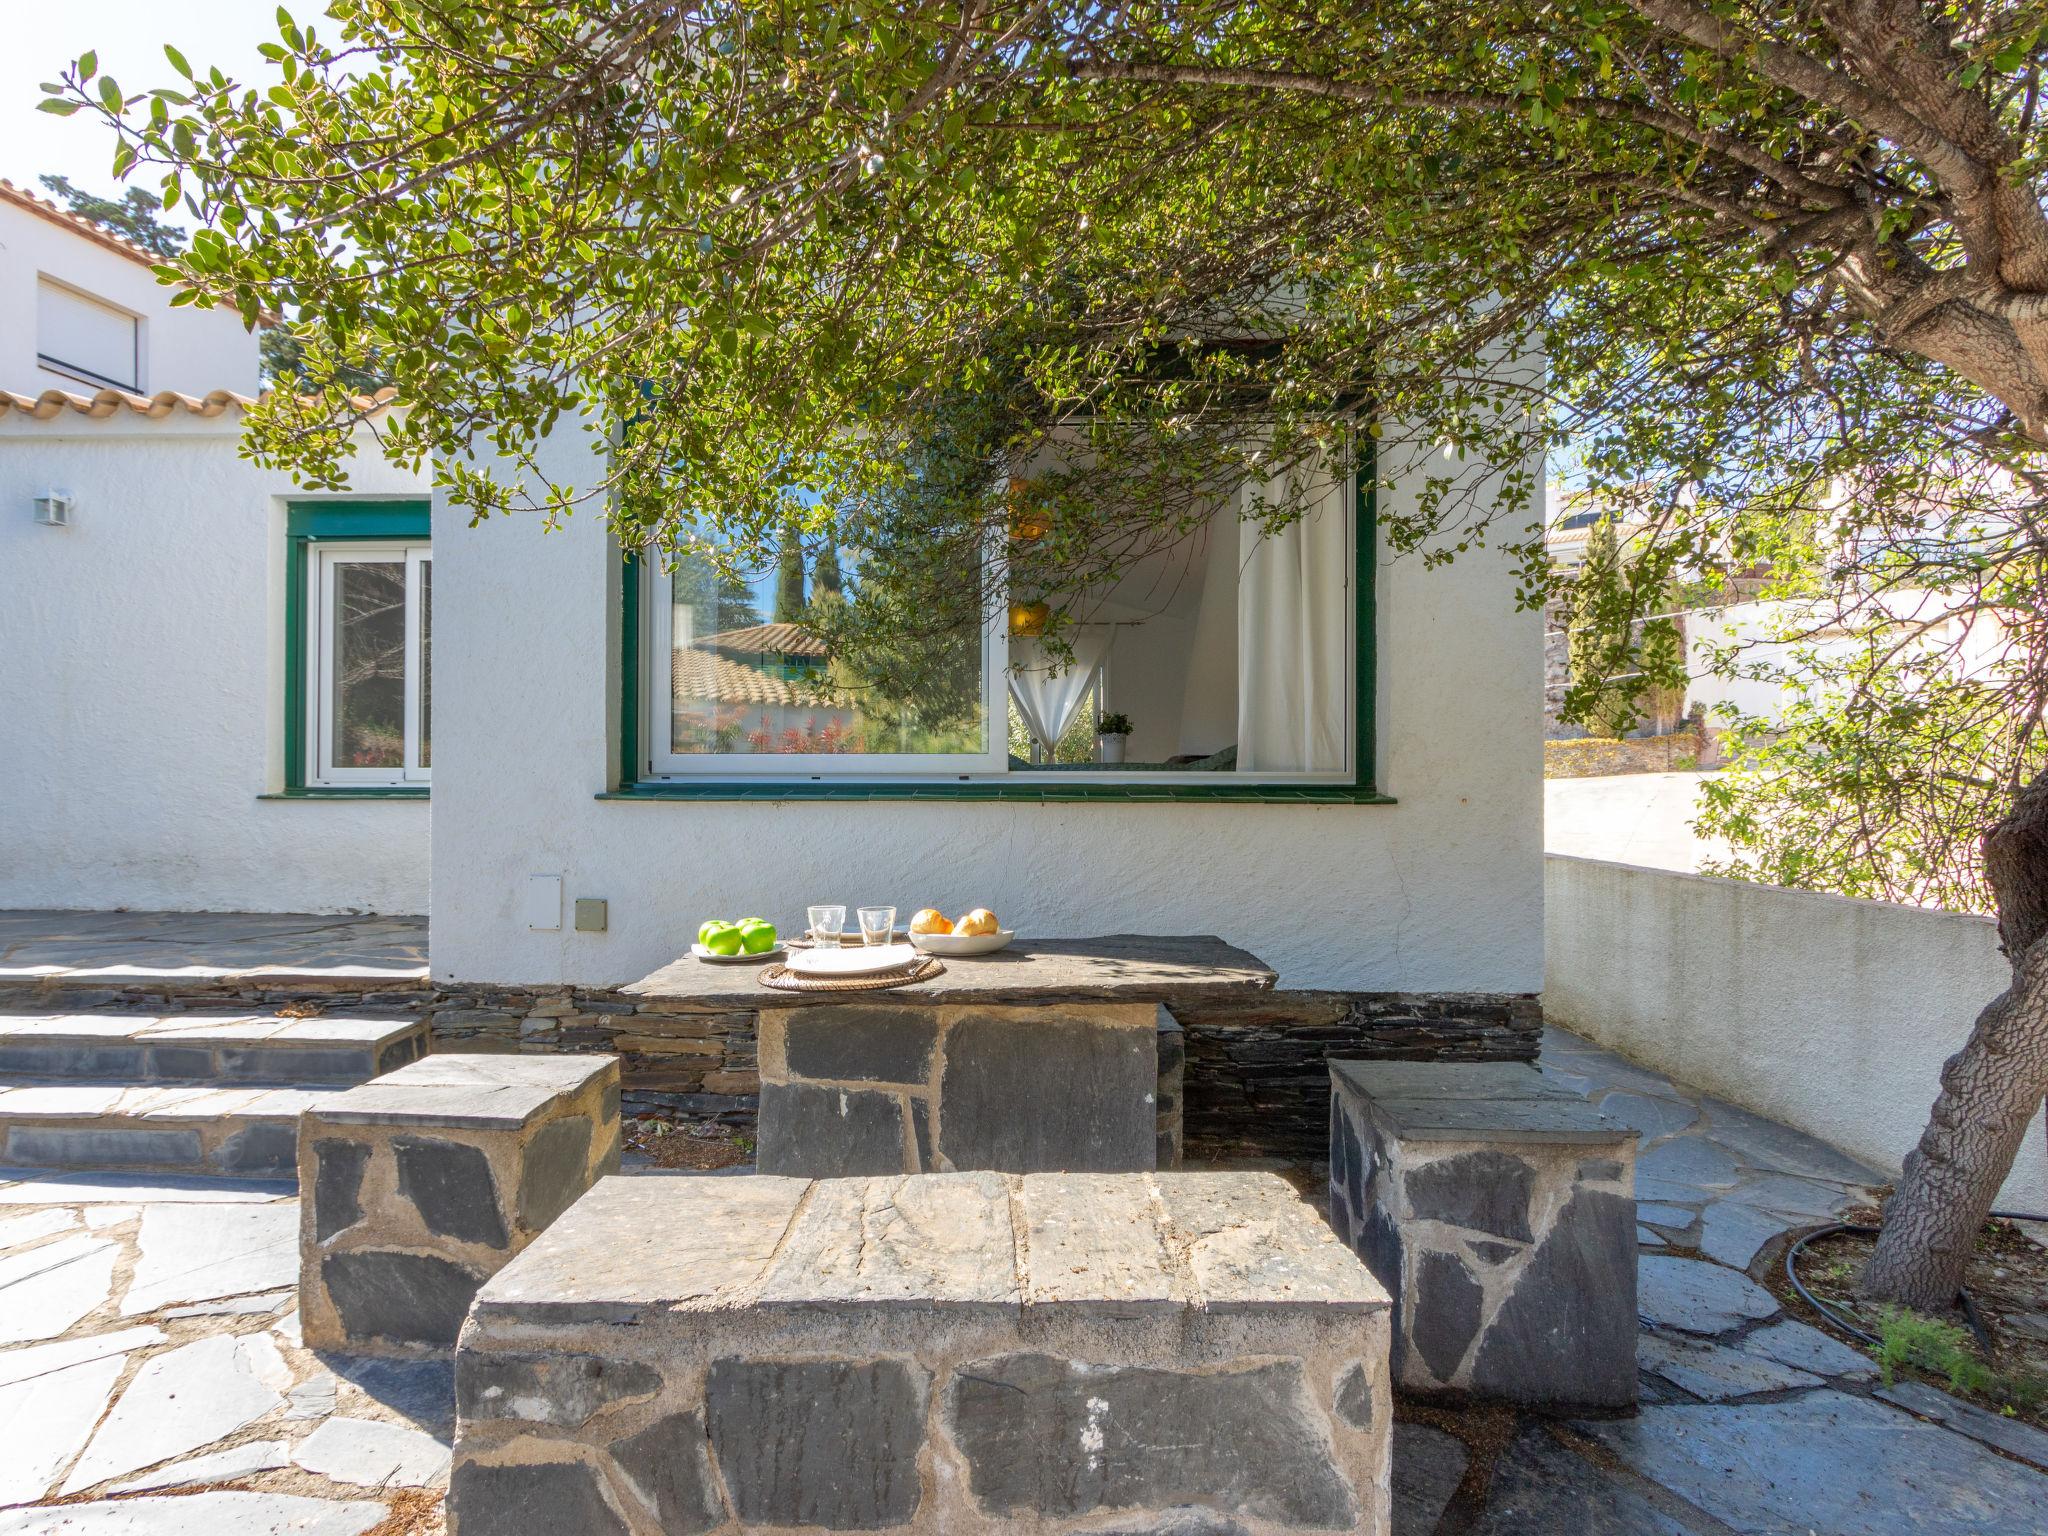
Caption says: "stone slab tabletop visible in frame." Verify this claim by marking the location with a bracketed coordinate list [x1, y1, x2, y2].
[624, 933, 1277, 1008]
[306, 1054, 617, 1130]
[475, 1169, 1386, 1325]
[1331, 1060, 1638, 1145]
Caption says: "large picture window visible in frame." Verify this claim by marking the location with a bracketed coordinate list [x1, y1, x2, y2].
[283, 502, 433, 795]
[633, 464, 1367, 793]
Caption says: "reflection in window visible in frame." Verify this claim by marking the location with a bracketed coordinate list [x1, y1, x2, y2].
[333, 559, 406, 768]
[665, 533, 986, 760]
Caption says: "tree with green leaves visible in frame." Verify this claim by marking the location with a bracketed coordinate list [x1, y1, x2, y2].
[38, 174, 185, 257]
[1566, 517, 1643, 740]
[46, 0, 2048, 1311]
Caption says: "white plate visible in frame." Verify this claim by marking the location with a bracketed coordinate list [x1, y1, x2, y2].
[692, 943, 786, 965]
[786, 942, 922, 977]
[908, 929, 1016, 957]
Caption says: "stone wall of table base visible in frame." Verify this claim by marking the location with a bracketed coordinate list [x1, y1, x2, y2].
[755, 1002, 1173, 1177]
[12, 979, 1538, 1155]
[1178, 991, 1543, 1157]
[450, 1309, 1392, 1535]
[1328, 1094, 1636, 1410]
[298, 1071, 620, 1356]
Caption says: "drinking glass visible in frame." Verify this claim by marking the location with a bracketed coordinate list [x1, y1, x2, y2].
[858, 906, 897, 947]
[808, 904, 846, 949]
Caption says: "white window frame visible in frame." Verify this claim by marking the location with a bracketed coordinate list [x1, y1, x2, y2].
[307, 543, 432, 787]
[635, 476, 1355, 785]
[644, 557, 1008, 778]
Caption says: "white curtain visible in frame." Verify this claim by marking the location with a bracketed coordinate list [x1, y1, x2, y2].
[1007, 631, 1111, 759]
[1237, 466, 1349, 772]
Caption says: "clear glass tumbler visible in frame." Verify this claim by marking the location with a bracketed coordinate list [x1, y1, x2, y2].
[857, 906, 897, 947]
[808, 904, 846, 949]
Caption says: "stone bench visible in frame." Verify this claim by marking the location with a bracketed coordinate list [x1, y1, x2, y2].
[449, 1169, 1391, 1534]
[298, 1053, 621, 1355]
[1328, 1060, 1639, 1410]
[757, 1002, 1184, 1176]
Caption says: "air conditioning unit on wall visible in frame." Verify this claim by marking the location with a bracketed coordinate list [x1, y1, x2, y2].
[33, 491, 75, 528]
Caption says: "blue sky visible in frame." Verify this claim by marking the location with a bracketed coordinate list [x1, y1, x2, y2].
[5, 0, 281, 207]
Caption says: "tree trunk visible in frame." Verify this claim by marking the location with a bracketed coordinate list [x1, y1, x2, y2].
[1861, 770, 2048, 1311]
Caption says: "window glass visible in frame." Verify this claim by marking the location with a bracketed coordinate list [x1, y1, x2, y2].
[664, 537, 987, 759]
[644, 466, 1352, 782]
[332, 559, 407, 770]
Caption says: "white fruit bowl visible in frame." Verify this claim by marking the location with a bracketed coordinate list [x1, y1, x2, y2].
[908, 928, 1016, 957]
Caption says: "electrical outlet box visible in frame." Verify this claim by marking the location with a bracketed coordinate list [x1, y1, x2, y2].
[573, 898, 608, 933]
[524, 874, 562, 931]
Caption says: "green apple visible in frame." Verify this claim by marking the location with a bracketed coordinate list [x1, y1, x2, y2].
[737, 918, 778, 954]
[700, 921, 744, 956]
[697, 918, 728, 946]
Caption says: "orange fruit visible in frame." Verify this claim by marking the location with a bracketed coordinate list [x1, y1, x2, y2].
[909, 908, 952, 935]
[956, 908, 999, 937]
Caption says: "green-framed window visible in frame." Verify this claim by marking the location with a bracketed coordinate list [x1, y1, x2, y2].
[279, 501, 433, 799]
[607, 456, 1386, 804]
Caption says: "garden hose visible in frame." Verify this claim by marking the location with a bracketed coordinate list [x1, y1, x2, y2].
[1782, 1210, 2048, 1350]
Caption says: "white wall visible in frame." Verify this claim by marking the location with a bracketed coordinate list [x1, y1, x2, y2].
[0, 416, 430, 914]
[429, 419, 1545, 991]
[0, 197, 259, 398]
[1546, 854, 2047, 1208]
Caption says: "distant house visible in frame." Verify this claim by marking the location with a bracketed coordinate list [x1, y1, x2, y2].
[0, 179, 430, 915]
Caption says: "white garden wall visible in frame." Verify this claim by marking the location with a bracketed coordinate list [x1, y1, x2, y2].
[0, 417, 431, 914]
[1546, 853, 2048, 1208]
[428, 419, 1545, 991]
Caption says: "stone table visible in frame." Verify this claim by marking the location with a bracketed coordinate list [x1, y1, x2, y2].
[449, 1169, 1391, 1535]
[627, 935, 1274, 1177]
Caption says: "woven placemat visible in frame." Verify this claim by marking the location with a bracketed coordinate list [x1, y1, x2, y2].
[758, 955, 945, 993]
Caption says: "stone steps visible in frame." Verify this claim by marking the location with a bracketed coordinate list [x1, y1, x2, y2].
[0, 1013, 428, 1085]
[0, 1078, 354, 1176]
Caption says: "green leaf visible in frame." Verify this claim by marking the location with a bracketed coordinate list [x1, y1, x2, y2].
[36, 97, 82, 116]
[77, 50, 96, 82]
[164, 44, 191, 79]
[98, 76, 123, 112]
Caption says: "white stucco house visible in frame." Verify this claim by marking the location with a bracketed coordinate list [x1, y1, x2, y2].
[0, 179, 431, 915]
[2, 178, 1542, 1010]
[422, 423, 1543, 1000]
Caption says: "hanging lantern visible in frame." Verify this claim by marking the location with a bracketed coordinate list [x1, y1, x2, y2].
[1008, 601, 1050, 638]
[1007, 476, 1051, 543]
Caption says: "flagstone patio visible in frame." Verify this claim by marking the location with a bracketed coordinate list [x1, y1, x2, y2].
[2, 910, 2045, 1533]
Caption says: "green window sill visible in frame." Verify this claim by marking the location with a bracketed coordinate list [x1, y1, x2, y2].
[260, 787, 430, 801]
[598, 782, 1393, 805]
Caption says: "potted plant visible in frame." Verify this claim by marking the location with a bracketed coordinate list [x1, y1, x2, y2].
[1096, 711, 1133, 765]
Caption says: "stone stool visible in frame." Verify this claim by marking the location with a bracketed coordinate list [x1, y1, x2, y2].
[449, 1169, 1392, 1534]
[1328, 1060, 1639, 1410]
[299, 1054, 620, 1354]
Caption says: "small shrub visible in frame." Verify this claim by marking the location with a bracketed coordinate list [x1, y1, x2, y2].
[1875, 1306, 2048, 1413]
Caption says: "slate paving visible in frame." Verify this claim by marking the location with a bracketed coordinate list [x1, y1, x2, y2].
[3, 1006, 2044, 1535]
[0, 1165, 450, 1532]
[0, 910, 427, 988]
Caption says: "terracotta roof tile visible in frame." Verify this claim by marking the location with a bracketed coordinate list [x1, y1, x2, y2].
[696, 621, 830, 657]
[0, 177, 164, 269]
[0, 385, 399, 421]
[670, 645, 852, 709]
